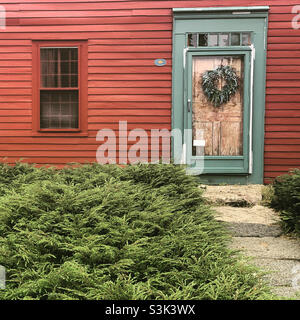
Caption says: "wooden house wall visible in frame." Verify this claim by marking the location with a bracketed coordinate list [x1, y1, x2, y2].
[0, 0, 299, 182]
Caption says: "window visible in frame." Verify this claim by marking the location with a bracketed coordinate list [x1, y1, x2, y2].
[32, 41, 87, 134]
[187, 32, 252, 47]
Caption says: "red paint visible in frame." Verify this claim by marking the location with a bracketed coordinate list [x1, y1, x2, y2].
[0, 0, 299, 181]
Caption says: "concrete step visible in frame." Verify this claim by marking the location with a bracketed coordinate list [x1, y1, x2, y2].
[230, 237, 300, 260]
[251, 258, 300, 288]
[214, 205, 282, 237]
[202, 185, 263, 207]
[229, 237, 300, 299]
[221, 221, 282, 237]
[214, 205, 280, 225]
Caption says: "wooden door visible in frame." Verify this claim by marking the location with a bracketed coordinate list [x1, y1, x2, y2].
[192, 55, 244, 157]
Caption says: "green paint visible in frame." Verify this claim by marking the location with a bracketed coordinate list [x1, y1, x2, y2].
[172, 6, 269, 184]
[173, 6, 269, 13]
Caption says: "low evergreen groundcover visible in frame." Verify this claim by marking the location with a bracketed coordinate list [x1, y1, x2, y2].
[0, 163, 274, 300]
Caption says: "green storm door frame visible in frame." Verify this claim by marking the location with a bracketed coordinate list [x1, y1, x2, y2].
[185, 48, 252, 175]
[172, 7, 269, 184]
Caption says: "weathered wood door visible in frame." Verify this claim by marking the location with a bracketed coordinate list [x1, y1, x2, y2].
[185, 50, 251, 174]
[192, 55, 243, 157]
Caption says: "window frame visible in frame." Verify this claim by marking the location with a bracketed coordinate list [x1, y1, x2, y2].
[32, 41, 88, 136]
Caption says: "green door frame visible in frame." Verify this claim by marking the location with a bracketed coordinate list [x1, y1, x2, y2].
[172, 6, 269, 184]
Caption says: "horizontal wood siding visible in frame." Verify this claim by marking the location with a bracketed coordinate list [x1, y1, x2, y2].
[266, 1, 300, 182]
[0, 0, 299, 182]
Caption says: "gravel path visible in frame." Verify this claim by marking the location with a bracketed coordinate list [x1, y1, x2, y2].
[203, 185, 300, 299]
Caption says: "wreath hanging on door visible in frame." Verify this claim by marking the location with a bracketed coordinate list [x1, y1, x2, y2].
[201, 65, 239, 107]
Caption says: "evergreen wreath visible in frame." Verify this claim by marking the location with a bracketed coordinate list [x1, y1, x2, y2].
[201, 65, 239, 107]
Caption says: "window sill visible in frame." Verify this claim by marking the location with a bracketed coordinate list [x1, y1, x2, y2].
[32, 131, 88, 137]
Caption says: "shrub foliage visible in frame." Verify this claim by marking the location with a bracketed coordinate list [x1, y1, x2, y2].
[270, 169, 300, 236]
[0, 163, 273, 300]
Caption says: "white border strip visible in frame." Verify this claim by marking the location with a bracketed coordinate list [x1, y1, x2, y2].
[249, 44, 255, 174]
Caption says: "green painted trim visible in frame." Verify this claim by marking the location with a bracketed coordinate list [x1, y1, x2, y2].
[186, 46, 252, 52]
[173, 6, 269, 21]
[258, 13, 269, 182]
[173, 6, 269, 14]
[196, 156, 244, 160]
[196, 174, 253, 185]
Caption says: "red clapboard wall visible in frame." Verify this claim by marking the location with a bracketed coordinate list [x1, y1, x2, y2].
[0, 0, 299, 183]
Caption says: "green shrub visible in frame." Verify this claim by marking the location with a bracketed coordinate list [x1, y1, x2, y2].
[0, 163, 273, 300]
[261, 185, 274, 207]
[270, 169, 300, 236]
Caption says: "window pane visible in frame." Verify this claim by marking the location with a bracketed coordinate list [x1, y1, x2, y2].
[187, 33, 197, 47]
[198, 34, 208, 47]
[40, 48, 78, 88]
[40, 48, 58, 87]
[241, 33, 251, 46]
[231, 33, 241, 46]
[208, 34, 218, 46]
[219, 33, 229, 46]
[40, 91, 79, 129]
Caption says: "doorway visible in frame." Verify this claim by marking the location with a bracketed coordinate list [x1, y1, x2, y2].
[172, 7, 269, 184]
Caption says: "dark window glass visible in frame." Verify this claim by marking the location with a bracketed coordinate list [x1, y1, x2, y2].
[187, 33, 197, 47]
[198, 34, 208, 47]
[40, 47, 79, 129]
[231, 33, 241, 46]
[40, 91, 78, 129]
[40, 48, 78, 88]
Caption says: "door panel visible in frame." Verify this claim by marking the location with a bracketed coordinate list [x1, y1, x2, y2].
[186, 49, 251, 174]
[192, 55, 244, 157]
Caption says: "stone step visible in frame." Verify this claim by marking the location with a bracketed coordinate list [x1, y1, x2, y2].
[230, 237, 300, 260]
[229, 238, 300, 299]
[202, 185, 263, 206]
[221, 221, 282, 237]
[251, 258, 300, 288]
[214, 205, 280, 225]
